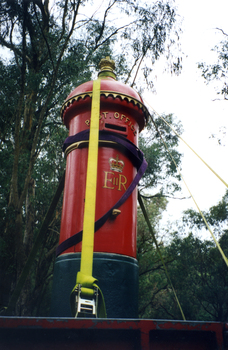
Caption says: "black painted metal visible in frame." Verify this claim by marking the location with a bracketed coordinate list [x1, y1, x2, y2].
[50, 252, 139, 318]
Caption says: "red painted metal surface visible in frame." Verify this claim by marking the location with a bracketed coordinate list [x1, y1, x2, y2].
[0, 317, 226, 350]
[58, 75, 147, 258]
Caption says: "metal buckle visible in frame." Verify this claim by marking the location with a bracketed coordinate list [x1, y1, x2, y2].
[75, 285, 98, 318]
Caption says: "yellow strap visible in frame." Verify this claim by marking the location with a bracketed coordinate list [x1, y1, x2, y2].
[80, 78, 101, 276]
[138, 191, 186, 321]
[72, 79, 106, 317]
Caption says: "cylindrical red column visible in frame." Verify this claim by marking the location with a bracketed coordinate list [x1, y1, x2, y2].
[51, 57, 149, 318]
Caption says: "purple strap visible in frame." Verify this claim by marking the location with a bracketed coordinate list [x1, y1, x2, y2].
[63, 130, 143, 170]
[56, 131, 147, 257]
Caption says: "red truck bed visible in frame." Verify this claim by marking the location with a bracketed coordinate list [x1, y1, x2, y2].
[0, 317, 227, 350]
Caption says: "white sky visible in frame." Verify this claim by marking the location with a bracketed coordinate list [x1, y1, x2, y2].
[142, 0, 228, 233]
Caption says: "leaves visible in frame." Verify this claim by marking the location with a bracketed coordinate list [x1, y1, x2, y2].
[198, 32, 228, 100]
[139, 113, 182, 194]
[183, 190, 228, 232]
[167, 232, 228, 321]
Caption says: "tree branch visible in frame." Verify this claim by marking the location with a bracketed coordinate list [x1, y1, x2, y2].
[159, 302, 176, 319]
[33, 1, 55, 70]
[141, 193, 190, 200]
[58, 0, 69, 45]
[139, 259, 174, 277]
[124, 55, 141, 84]
[94, 0, 116, 46]
[216, 28, 228, 37]
[93, 20, 137, 51]
[131, 53, 146, 87]
[139, 283, 168, 315]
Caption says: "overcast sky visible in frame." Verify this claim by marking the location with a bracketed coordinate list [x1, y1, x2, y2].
[143, 0, 228, 233]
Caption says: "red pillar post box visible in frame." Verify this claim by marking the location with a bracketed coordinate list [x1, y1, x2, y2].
[51, 58, 149, 318]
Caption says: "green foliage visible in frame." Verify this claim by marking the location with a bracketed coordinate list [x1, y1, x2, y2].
[137, 195, 168, 256]
[138, 228, 228, 321]
[183, 190, 228, 233]
[167, 232, 228, 321]
[138, 189, 228, 321]
[139, 114, 182, 194]
[137, 195, 170, 319]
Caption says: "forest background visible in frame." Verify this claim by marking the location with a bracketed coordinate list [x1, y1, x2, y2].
[0, 0, 227, 321]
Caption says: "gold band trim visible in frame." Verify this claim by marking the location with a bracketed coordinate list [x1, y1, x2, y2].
[61, 90, 149, 122]
[65, 140, 117, 157]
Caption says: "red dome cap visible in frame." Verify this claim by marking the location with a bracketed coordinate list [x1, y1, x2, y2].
[61, 57, 149, 131]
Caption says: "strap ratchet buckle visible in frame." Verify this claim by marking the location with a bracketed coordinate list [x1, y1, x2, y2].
[75, 284, 98, 318]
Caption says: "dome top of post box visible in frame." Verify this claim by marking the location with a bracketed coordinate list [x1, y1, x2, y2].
[61, 57, 149, 129]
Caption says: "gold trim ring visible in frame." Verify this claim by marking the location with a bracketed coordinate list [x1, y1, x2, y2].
[65, 140, 118, 157]
[61, 90, 149, 123]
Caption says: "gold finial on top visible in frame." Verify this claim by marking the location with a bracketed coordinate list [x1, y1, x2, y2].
[98, 56, 116, 79]
[99, 56, 115, 72]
